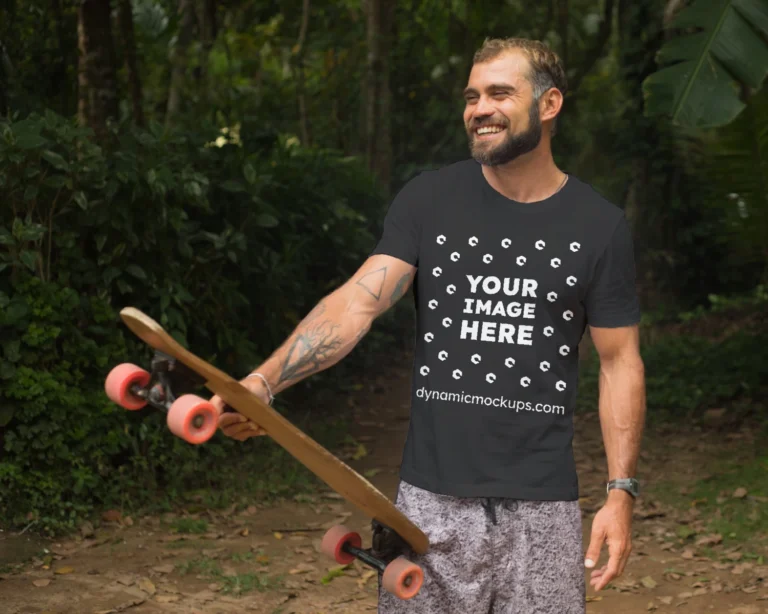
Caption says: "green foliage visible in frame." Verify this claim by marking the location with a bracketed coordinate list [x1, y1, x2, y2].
[688, 452, 768, 545]
[0, 110, 389, 534]
[643, 0, 768, 128]
[168, 518, 209, 534]
[176, 555, 284, 594]
[578, 298, 768, 420]
[694, 88, 768, 276]
[0, 277, 131, 529]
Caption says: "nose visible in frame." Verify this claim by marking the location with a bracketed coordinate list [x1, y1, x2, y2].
[473, 95, 495, 119]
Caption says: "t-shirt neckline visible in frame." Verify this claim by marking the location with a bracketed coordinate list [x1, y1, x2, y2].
[474, 160, 573, 213]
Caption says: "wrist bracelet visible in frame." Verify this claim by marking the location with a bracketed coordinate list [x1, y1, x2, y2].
[244, 372, 275, 405]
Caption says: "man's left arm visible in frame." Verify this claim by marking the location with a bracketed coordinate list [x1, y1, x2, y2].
[584, 323, 646, 591]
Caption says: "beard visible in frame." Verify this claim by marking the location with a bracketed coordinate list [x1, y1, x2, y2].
[467, 100, 542, 167]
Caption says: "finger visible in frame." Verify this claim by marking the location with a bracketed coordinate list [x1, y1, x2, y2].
[209, 395, 226, 413]
[219, 412, 247, 428]
[223, 421, 267, 439]
[593, 551, 622, 591]
[584, 524, 605, 569]
[590, 565, 608, 579]
[223, 422, 258, 438]
[618, 541, 632, 575]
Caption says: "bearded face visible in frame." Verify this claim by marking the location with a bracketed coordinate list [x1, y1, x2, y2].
[466, 96, 542, 167]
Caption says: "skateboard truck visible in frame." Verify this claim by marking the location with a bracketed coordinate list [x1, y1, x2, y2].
[320, 520, 423, 599]
[336, 520, 410, 574]
[105, 352, 220, 444]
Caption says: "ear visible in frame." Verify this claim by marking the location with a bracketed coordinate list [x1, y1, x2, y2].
[540, 88, 563, 123]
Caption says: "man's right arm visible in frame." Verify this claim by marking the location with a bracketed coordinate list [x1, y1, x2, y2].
[249, 254, 416, 395]
[213, 254, 416, 438]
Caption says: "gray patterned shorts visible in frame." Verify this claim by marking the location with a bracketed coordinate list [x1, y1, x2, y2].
[378, 481, 586, 614]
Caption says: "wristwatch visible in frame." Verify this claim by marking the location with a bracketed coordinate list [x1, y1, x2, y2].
[606, 478, 640, 498]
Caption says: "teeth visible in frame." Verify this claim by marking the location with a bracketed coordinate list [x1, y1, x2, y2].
[477, 126, 504, 135]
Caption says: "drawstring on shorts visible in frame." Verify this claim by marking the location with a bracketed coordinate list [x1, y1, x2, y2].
[482, 498, 519, 525]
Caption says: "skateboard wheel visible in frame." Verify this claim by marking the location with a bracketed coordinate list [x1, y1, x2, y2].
[105, 363, 151, 410]
[167, 395, 219, 444]
[382, 556, 424, 600]
[320, 525, 362, 565]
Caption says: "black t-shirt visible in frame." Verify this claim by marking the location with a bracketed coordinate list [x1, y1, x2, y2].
[369, 159, 640, 501]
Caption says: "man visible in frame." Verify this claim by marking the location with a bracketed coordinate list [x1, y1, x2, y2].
[212, 37, 646, 614]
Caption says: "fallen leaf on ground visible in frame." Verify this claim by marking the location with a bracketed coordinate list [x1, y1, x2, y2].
[695, 534, 723, 546]
[641, 576, 657, 589]
[93, 598, 146, 614]
[115, 575, 135, 586]
[32, 579, 51, 587]
[151, 564, 174, 574]
[357, 570, 376, 587]
[658, 596, 673, 604]
[102, 509, 122, 523]
[732, 487, 748, 499]
[138, 578, 156, 595]
[53, 566, 74, 575]
[155, 595, 180, 603]
[273, 532, 284, 540]
[732, 563, 753, 575]
[79, 521, 95, 538]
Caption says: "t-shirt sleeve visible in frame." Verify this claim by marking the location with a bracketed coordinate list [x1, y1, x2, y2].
[584, 214, 641, 327]
[368, 172, 430, 266]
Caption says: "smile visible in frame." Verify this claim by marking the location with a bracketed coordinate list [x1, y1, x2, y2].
[475, 125, 506, 138]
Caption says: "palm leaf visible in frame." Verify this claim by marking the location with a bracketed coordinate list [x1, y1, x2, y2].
[643, 0, 768, 128]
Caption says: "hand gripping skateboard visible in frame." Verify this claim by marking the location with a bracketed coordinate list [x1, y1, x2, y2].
[105, 307, 428, 599]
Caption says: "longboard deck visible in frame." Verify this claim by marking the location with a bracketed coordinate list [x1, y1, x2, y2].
[120, 307, 429, 555]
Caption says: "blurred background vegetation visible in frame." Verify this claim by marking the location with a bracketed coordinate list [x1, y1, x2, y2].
[0, 0, 767, 534]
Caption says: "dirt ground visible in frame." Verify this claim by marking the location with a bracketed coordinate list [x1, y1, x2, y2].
[1, 365, 767, 614]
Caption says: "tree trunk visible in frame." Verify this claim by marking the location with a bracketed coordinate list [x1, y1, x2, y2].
[295, 0, 311, 146]
[363, 0, 394, 191]
[556, 0, 569, 71]
[0, 39, 10, 116]
[116, 0, 145, 127]
[77, 0, 120, 142]
[617, 0, 667, 297]
[195, 0, 217, 92]
[165, 0, 197, 128]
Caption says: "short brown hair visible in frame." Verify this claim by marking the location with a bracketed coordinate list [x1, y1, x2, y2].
[473, 38, 568, 100]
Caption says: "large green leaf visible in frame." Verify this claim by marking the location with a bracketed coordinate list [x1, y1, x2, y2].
[643, 0, 768, 128]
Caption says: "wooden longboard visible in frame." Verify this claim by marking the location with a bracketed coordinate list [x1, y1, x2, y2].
[120, 307, 429, 555]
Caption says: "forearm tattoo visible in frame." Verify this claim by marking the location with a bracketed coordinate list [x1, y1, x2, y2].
[278, 319, 343, 384]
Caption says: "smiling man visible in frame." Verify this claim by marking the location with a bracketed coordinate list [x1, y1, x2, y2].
[214, 37, 646, 614]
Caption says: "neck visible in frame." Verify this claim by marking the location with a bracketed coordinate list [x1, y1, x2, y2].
[480, 143, 565, 203]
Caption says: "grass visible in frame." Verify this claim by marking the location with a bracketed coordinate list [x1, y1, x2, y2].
[176, 555, 284, 595]
[168, 518, 208, 534]
[648, 450, 768, 553]
[686, 454, 768, 545]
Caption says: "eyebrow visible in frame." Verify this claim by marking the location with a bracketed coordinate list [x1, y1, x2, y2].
[463, 83, 516, 97]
